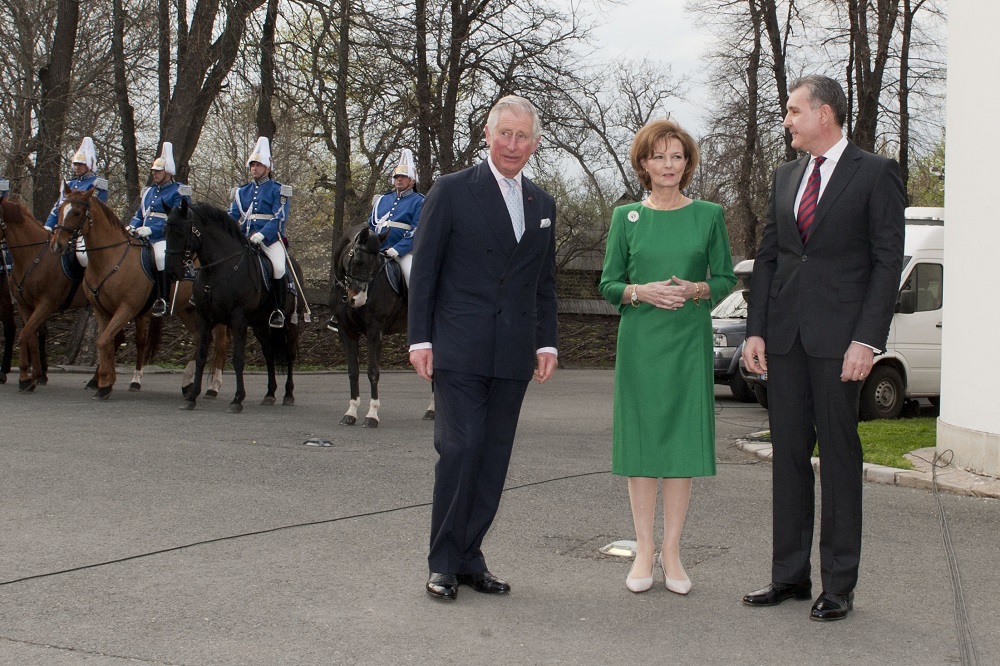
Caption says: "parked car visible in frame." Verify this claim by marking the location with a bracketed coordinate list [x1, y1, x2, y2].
[712, 259, 756, 402]
[740, 207, 945, 419]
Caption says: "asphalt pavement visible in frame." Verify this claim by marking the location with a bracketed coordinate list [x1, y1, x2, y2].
[1, 368, 996, 665]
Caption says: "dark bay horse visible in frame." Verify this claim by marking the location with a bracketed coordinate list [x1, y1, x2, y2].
[0, 198, 84, 390]
[49, 189, 162, 399]
[329, 223, 434, 427]
[164, 200, 300, 413]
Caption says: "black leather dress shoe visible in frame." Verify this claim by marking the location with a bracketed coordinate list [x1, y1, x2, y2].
[457, 570, 511, 594]
[810, 591, 854, 621]
[426, 573, 458, 601]
[742, 581, 812, 606]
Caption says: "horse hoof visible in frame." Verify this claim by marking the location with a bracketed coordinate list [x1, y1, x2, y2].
[85, 379, 98, 390]
[129, 382, 141, 392]
[282, 396, 295, 406]
[0, 373, 6, 384]
[423, 410, 435, 421]
[260, 396, 276, 406]
[19, 380, 35, 393]
[180, 401, 196, 411]
[205, 389, 219, 399]
[339, 415, 357, 426]
[95, 386, 112, 400]
[181, 383, 193, 396]
[228, 402, 244, 414]
[362, 417, 379, 428]
[37, 375, 48, 385]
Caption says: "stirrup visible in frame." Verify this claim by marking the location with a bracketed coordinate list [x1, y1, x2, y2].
[269, 309, 286, 329]
[151, 298, 168, 317]
[326, 317, 338, 333]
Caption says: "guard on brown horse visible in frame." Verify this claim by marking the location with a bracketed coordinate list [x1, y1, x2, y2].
[49, 189, 161, 399]
[0, 195, 85, 391]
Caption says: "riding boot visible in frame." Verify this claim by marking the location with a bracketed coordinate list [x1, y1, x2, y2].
[152, 271, 170, 317]
[269, 277, 287, 328]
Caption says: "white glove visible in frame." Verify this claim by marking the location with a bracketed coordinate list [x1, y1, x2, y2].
[384, 247, 399, 258]
[249, 232, 265, 246]
[134, 226, 152, 237]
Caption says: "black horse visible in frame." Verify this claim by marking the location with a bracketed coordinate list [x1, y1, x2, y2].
[163, 200, 300, 413]
[329, 223, 433, 427]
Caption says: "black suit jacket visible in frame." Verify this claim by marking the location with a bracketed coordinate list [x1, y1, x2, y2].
[408, 161, 558, 381]
[747, 142, 905, 358]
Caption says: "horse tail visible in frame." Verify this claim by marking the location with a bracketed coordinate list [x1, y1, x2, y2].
[143, 316, 164, 364]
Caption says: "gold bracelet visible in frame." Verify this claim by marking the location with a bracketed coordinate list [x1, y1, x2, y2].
[630, 284, 639, 308]
[691, 282, 704, 306]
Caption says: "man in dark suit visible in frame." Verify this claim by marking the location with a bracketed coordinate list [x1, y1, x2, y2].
[408, 95, 558, 601]
[741, 76, 905, 621]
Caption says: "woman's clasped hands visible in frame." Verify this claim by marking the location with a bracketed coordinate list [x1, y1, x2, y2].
[636, 276, 699, 310]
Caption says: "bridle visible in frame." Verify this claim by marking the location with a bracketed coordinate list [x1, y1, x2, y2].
[51, 197, 137, 254]
[335, 233, 385, 301]
[165, 207, 247, 275]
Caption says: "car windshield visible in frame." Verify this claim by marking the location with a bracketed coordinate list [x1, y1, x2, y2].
[711, 289, 748, 319]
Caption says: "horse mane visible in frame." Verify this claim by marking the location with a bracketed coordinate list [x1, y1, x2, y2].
[0, 198, 42, 227]
[190, 202, 250, 245]
[65, 190, 126, 228]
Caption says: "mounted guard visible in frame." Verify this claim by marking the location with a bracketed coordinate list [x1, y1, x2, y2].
[44, 137, 108, 268]
[128, 142, 192, 317]
[229, 136, 293, 329]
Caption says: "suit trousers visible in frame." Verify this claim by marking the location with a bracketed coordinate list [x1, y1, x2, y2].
[428, 368, 529, 574]
[768, 335, 864, 595]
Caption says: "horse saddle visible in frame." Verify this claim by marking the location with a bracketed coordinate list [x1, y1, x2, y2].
[384, 258, 404, 296]
[140, 244, 157, 282]
[60, 252, 86, 283]
[252, 248, 296, 296]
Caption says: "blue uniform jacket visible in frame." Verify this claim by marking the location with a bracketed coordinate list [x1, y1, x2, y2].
[129, 182, 191, 242]
[45, 173, 108, 230]
[228, 177, 289, 246]
[368, 189, 424, 257]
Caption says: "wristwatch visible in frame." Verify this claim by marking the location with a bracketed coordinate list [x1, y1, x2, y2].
[630, 284, 639, 308]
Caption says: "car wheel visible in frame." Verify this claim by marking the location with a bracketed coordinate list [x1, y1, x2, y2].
[859, 365, 904, 421]
[729, 372, 756, 402]
[928, 396, 940, 407]
[752, 384, 768, 410]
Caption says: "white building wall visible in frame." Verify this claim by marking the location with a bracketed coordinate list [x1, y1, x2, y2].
[938, 1, 1000, 474]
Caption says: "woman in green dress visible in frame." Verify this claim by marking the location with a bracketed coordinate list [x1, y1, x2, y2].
[599, 119, 736, 595]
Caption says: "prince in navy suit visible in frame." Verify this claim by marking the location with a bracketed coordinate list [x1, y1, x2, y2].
[409, 95, 558, 601]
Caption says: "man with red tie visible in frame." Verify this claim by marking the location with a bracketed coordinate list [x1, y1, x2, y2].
[741, 76, 905, 621]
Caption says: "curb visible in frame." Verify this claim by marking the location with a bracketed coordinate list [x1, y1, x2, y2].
[735, 439, 1000, 500]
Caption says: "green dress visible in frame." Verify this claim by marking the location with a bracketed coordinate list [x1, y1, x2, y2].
[599, 200, 736, 477]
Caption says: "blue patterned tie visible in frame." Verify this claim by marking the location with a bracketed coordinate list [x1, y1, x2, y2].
[503, 177, 524, 242]
[796, 156, 826, 242]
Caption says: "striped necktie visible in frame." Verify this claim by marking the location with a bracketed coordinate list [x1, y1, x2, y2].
[503, 177, 524, 242]
[796, 155, 826, 242]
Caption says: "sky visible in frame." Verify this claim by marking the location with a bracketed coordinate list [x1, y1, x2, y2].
[582, 0, 711, 134]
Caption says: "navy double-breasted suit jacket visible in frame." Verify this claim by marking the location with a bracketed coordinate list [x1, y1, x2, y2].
[408, 161, 558, 381]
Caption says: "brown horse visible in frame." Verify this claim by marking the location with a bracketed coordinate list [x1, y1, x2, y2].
[49, 189, 161, 399]
[0, 197, 87, 391]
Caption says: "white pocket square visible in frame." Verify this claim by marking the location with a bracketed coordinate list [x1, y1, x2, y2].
[540, 218, 551, 228]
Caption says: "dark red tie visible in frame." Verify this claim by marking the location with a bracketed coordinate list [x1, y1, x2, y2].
[796, 155, 826, 242]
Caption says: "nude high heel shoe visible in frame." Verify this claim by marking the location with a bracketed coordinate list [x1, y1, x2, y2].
[625, 557, 654, 593]
[658, 553, 692, 595]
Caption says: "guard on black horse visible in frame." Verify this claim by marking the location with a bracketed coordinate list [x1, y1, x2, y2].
[127, 142, 192, 318]
[229, 136, 294, 329]
[327, 148, 423, 333]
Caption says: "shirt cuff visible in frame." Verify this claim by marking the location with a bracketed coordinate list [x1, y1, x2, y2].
[536, 347, 558, 358]
[852, 341, 882, 354]
[409, 342, 432, 352]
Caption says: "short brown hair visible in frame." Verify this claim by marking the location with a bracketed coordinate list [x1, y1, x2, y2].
[629, 119, 699, 191]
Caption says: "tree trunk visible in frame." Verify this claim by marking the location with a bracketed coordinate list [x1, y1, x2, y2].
[33, 0, 80, 218]
[330, 0, 351, 282]
[415, 0, 433, 187]
[737, 0, 764, 258]
[113, 0, 141, 209]
[256, 0, 278, 140]
[761, 0, 796, 161]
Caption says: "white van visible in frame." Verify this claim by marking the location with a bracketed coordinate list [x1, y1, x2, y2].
[740, 206, 944, 419]
[861, 207, 944, 419]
